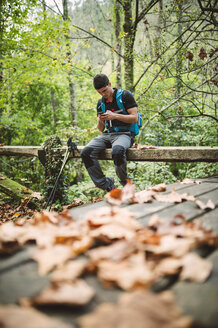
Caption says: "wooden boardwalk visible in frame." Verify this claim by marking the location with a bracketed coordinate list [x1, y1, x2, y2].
[0, 176, 218, 327]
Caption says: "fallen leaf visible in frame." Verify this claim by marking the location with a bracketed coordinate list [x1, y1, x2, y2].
[137, 144, 157, 149]
[134, 189, 155, 203]
[90, 223, 136, 242]
[21, 188, 31, 194]
[195, 199, 215, 210]
[145, 235, 196, 257]
[148, 183, 167, 192]
[180, 253, 212, 282]
[0, 175, 6, 180]
[31, 244, 74, 275]
[98, 252, 154, 290]
[79, 290, 192, 328]
[50, 259, 88, 282]
[180, 179, 201, 184]
[0, 305, 73, 328]
[30, 280, 95, 306]
[86, 240, 136, 263]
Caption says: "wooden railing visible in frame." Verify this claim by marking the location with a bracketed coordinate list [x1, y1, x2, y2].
[0, 146, 218, 162]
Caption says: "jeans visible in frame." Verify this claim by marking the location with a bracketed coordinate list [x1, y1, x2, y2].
[81, 132, 134, 191]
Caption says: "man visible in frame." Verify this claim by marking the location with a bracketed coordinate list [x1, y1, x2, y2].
[81, 74, 138, 191]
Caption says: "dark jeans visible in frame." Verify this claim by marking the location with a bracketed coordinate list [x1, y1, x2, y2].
[81, 132, 134, 191]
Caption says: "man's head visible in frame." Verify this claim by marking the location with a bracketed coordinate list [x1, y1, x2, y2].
[93, 74, 113, 100]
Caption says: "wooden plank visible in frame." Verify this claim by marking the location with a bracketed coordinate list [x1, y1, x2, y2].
[69, 180, 217, 221]
[141, 187, 218, 223]
[127, 181, 218, 223]
[0, 146, 218, 162]
[172, 249, 218, 328]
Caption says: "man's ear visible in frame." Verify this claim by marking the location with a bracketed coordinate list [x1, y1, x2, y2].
[108, 82, 111, 87]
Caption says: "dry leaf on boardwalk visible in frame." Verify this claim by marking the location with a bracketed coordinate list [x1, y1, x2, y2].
[97, 252, 154, 290]
[154, 189, 196, 203]
[134, 189, 155, 203]
[148, 183, 167, 192]
[105, 180, 136, 205]
[50, 258, 88, 282]
[31, 244, 74, 275]
[79, 290, 192, 328]
[180, 253, 212, 282]
[195, 199, 215, 210]
[144, 235, 196, 257]
[180, 179, 201, 184]
[85, 207, 141, 231]
[0, 305, 73, 328]
[27, 280, 94, 306]
[86, 240, 136, 263]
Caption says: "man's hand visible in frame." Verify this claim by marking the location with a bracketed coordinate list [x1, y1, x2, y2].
[99, 110, 116, 121]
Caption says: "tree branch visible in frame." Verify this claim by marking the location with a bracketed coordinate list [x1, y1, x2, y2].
[70, 24, 124, 58]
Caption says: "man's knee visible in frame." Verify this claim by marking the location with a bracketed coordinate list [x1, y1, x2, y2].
[112, 145, 126, 166]
[81, 146, 94, 168]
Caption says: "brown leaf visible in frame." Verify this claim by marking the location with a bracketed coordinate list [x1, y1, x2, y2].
[199, 47, 207, 60]
[195, 199, 215, 210]
[148, 183, 167, 192]
[31, 244, 74, 275]
[86, 240, 136, 263]
[154, 189, 195, 203]
[180, 178, 201, 184]
[105, 181, 135, 205]
[85, 207, 140, 231]
[145, 235, 196, 257]
[0, 175, 6, 180]
[185, 51, 194, 61]
[21, 188, 31, 194]
[90, 223, 136, 242]
[0, 305, 73, 328]
[30, 280, 95, 306]
[50, 259, 88, 282]
[97, 252, 154, 290]
[137, 144, 157, 149]
[134, 189, 155, 203]
[180, 253, 212, 282]
[79, 290, 192, 328]
[155, 257, 182, 276]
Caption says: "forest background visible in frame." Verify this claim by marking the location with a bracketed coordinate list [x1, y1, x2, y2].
[0, 0, 217, 206]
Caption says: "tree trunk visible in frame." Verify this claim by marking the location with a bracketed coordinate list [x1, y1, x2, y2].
[154, 0, 163, 58]
[50, 89, 57, 133]
[114, 0, 122, 88]
[123, 0, 135, 91]
[62, 0, 77, 126]
[0, 0, 5, 119]
[175, 2, 183, 98]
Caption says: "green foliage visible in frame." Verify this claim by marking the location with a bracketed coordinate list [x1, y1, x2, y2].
[0, 0, 217, 206]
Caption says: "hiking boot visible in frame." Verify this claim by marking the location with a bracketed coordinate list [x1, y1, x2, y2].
[106, 177, 116, 192]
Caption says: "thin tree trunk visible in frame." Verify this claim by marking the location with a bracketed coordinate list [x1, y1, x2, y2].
[62, 0, 77, 126]
[154, 0, 163, 58]
[176, 2, 183, 98]
[50, 90, 57, 133]
[123, 0, 135, 91]
[114, 0, 122, 88]
[0, 0, 5, 119]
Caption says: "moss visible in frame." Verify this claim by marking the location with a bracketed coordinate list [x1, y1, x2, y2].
[0, 175, 33, 201]
[41, 136, 68, 208]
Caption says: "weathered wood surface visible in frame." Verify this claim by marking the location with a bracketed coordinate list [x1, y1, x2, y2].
[0, 177, 218, 327]
[0, 145, 218, 162]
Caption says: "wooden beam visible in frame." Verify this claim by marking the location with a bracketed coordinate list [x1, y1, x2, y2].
[0, 145, 218, 162]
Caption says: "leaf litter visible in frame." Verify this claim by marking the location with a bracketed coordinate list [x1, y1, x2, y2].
[0, 181, 217, 327]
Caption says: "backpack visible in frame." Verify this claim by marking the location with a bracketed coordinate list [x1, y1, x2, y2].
[100, 89, 142, 135]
